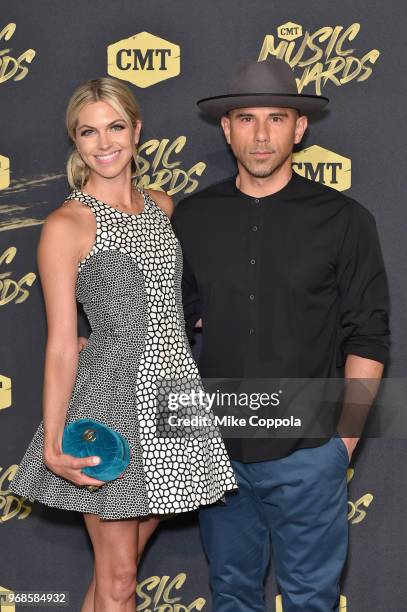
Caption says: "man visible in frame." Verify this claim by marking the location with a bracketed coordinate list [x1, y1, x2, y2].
[171, 58, 390, 611]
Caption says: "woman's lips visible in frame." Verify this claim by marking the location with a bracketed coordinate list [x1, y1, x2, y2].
[94, 150, 121, 164]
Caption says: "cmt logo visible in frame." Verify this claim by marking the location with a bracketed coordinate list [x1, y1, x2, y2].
[277, 22, 303, 41]
[0, 587, 15, 611]
[0, 375, 11, 411]
[292, 145, 351, 191]
[137, 573, 206, 610]
[0, 155, 10, 189]
[259, 22, 380, 95]
[0, 22, 36, 86]
[1, 464, 34, 522]
[347, 468, 374, 524]
[276, 594, 347, 610]
[107, 31, 180, 88]
[0, 246, 37, 306]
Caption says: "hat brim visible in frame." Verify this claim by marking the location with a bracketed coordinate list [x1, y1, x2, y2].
[197, 93, 329, 118]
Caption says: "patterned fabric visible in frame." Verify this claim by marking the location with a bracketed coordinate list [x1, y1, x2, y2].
[9, 187, 238, 519]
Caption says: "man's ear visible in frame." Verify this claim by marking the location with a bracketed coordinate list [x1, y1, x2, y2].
[294, 114, 308, 145]
[220, 114, 231, 145]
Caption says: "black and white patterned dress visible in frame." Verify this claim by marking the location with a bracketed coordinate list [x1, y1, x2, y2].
[9, 187, 238, 519]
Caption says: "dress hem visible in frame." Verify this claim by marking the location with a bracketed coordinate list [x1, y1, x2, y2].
[10, 484, 239, 521]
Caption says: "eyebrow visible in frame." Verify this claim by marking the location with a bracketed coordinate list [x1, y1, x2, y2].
[235, 111, 289, 118]
[77, 119, 126, 130]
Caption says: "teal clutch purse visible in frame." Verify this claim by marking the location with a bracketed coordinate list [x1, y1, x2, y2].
[62, 419, 130, 481]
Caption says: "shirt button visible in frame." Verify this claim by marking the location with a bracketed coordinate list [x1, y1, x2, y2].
[250, 259, 256, 265]
[249, 328, 255, 335]
[252, 225, 258, 232]
[254, 198, 260, 204]
[249, 294, 255, 300]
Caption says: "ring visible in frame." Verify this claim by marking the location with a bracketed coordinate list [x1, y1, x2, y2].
[86, 485, 98, 492]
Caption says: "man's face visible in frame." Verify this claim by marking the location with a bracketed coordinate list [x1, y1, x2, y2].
[221, 106, 307, 178]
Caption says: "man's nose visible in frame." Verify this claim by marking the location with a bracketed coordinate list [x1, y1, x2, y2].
[254, 122, 269, 142]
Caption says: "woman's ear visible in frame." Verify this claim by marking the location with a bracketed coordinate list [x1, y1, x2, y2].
[134, 120, 142, 145]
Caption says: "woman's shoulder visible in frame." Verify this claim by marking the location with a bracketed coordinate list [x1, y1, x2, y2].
[144, 188, 174, 218]
[42, 197, 93, 236]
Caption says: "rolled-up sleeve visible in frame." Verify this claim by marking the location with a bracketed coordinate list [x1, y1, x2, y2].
[336, 201, 390, 366]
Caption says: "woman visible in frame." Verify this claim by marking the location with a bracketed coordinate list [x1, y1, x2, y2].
[9, 77, 237, 611]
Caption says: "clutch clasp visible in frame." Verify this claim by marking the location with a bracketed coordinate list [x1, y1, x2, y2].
[83, 429, 97, 442]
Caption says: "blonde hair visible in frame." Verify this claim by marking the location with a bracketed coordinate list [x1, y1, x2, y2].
[65, 77, 142, 189]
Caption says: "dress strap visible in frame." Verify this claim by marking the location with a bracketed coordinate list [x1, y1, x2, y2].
[65, 189, 108, 273]
[65, 188, 101, 211]
[134, 183, 145, 195]
[66, 187, 148, 212]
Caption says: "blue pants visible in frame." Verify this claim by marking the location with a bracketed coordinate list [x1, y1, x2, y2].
[199, 436, 349, 612]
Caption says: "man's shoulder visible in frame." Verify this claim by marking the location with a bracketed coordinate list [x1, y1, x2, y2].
[295, 171, 348, 202]
[175, 176, 235, 213]
[295, 172, 376, 223]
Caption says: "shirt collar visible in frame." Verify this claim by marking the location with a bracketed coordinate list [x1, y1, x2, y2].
[223, 170, 299, 201]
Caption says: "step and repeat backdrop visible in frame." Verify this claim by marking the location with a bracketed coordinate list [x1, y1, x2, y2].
[1, 1, 406, 610]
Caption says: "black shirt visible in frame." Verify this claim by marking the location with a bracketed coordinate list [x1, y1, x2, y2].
[171, 171, 390, 462]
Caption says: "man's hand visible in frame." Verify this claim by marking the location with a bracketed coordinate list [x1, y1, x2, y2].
[341, 436, 359, 461]
[78, 336, 89, 352]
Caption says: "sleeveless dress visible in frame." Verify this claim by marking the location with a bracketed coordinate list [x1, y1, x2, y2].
[9, 187, 238, 519]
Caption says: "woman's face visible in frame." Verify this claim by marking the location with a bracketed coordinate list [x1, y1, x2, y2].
[74, 100, 141, 181]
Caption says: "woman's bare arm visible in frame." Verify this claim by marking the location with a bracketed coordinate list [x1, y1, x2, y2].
[39, 208, 81, 455]
[38, 205, 105, 487]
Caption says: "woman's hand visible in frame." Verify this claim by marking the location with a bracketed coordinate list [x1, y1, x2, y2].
[78, 336, 89, 352]
[43, 450, 105, 489]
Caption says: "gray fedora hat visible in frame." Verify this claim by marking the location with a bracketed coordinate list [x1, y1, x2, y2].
[197, 57, 329, 118]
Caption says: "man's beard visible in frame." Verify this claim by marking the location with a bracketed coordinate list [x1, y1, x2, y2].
[238, 151, 291, 179]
